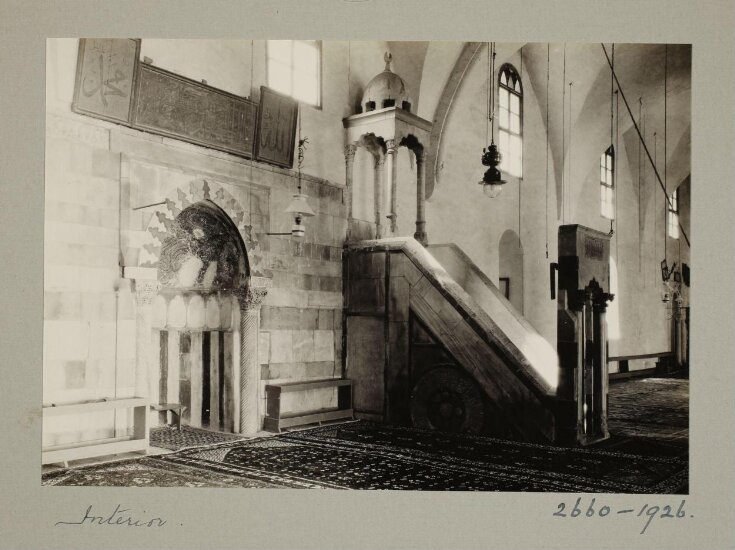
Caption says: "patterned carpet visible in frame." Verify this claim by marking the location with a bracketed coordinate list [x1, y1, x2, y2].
[42, 456, 280, 488]
[149, 425, 246, 451]
[43, 419, 687, 492]
[41, 378, 688, 492]
[607, 378, 689, 443]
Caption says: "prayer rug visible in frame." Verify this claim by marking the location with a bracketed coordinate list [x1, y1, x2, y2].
[42, 456, 281, 488]
[149, 425, 246, 451]
[607, 378, 688, 443]
[150, 421, 686, 492]
[43, 377, 689, 492]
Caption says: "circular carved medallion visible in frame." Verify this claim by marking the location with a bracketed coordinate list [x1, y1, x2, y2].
[410, 366, 486, 434]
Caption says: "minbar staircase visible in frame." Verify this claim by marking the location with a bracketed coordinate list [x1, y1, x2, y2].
[344, 237, 574, 443]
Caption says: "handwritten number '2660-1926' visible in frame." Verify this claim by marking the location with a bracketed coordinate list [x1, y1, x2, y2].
[553, 498, 689, 534]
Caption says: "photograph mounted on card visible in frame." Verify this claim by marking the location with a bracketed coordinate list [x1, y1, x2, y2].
[72, 38, 140, 125]
[255, 85, 298, 168]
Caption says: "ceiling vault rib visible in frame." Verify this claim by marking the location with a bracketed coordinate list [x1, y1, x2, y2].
[425, 41, 484, 199]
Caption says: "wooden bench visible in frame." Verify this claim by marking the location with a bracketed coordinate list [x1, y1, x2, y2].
[42, 397, 148, 466]
[608, 351, 675, 380]
[263, 379, 353, 433]
[150, 402, 186, 430]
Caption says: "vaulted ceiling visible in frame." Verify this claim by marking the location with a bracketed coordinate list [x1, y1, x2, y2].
[382, 41, 691, 202]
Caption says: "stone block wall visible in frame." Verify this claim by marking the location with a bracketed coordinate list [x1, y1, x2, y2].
[44, 109, 349, 441]
[43, 125, 137, 445]
[43, 37, 352, 443]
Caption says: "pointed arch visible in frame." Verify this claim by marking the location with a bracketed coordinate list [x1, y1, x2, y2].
[158, 200, 250, 291]
[498, 63, 523, 178]
[136, 177, 266, 277]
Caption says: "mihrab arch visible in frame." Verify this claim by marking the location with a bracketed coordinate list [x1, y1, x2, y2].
[131, 179, 270, 436]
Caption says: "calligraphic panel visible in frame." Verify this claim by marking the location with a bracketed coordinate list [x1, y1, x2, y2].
[133, 64, 256, 157]
[254, 86, 298, 168]
[72, 38, 140, 124]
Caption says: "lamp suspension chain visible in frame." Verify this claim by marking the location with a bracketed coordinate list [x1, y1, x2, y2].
[654, 131, 658, 267]
[615, 88, 619, 259]
[486, 42, 491, 145]
[638, 97, 643, 272]
[491, 42, 496, 141]
[545, 43, 550, 258]
[249, 40, 255, 219]
[609, 43, 615, 235]
[599, 43, 687, 247]
[612, 42, 619, 253]
[249, 40, 255, 183]
[478, 42, 506, 198]
[568, 80, 573, 224]
[664, 44, 668, 263]
[519, 45, 523, 250]
[298, 104, 302, 193]
[611, 44, 614, 151]
[561, 43, 566, 224]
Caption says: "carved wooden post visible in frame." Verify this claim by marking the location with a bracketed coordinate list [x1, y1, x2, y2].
[374, 151, 386, 239]
[414, 148, 428, 246]
[134, 280, 159, 399]
[344, 144, 357, 241]
[592, 291, 610, 440]
[235, 278, 270, 436]
[385, 139, 399, 234]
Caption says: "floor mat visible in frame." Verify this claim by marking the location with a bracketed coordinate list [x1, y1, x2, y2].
[42, 378, 688, 492]
[608, 378, 689, 443]
[149, 425, 246, 451]
[42, 456, 281, 488]
[149, 421, 686, 492]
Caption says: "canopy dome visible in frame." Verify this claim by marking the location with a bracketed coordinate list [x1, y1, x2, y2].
[361, 53, 412, 113]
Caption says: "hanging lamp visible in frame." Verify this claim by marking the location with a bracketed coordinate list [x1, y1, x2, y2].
[268, 104, 315, 238]
[478, 42, 506, 198]
[288, 103, 315, 236]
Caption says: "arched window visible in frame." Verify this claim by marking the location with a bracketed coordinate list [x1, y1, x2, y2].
[600, 146, 615, 219]
[498, 64, 523, 178]
[668, 188, 679, 239]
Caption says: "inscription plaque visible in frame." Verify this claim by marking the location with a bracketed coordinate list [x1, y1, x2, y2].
[72, 38, 140, 124]
[255, 86, 298, 168]
[133, 64, 257, 157]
